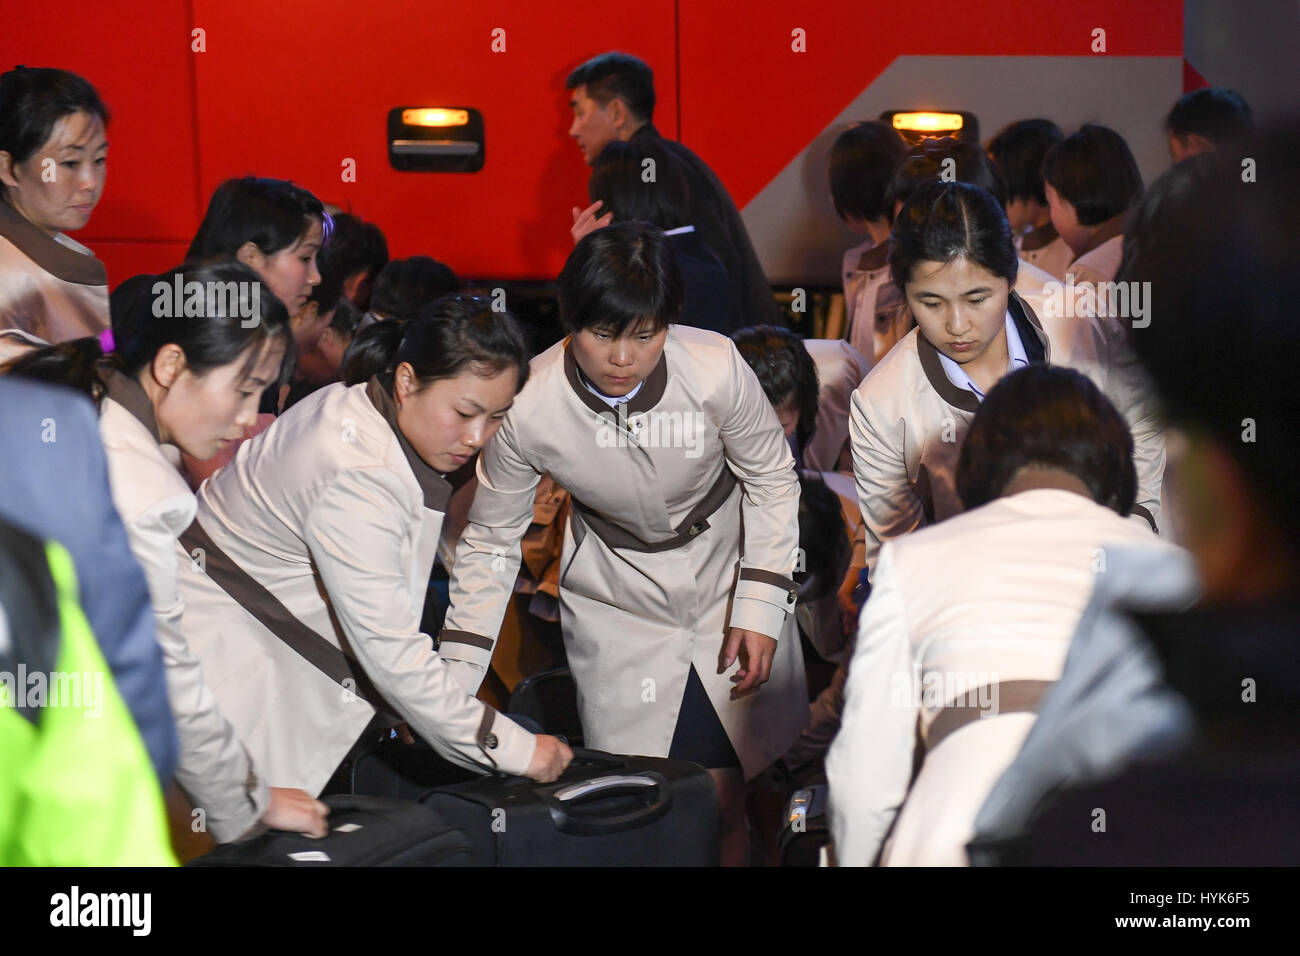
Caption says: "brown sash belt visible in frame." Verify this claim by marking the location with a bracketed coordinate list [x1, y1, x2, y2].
[569, 466, 738, 554]
[922, 679, 1054, 755]
[179, 518, 402, 723]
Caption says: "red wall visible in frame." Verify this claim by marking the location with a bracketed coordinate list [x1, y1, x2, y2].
[2, 1, 1180, 287]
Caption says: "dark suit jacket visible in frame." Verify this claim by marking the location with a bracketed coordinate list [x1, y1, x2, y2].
[667, 229, 732, 335]
[632, 124, 782, 330]
[0, 378, 178, 784]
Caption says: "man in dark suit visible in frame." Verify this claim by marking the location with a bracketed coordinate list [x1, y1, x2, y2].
[566, 51, 784, 329]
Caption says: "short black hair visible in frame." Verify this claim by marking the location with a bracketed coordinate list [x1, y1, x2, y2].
[588, 140, 691, 229]
[369, 256, 459, 322]
[557, 220, 683, 335]
[890, 179, 1018, 292]
[828, 121, 908, 223]
[327, 297, 361, 337]
[187, 177, 328, 263]
[795, 473, 851, 604]
[0, 66, 109, 166]
[888, 136, 1008, 212]
[987, 119, 1063, 206]
[1119, 122, 1299, 551]
[1165, 88, 1253, 149]
[319, 212, 388, 284]
[566, 52, 655, 123]
[730, 325, 820, 454]
[956, 364, 1137, 514]
[1042, 124, 1143, 226]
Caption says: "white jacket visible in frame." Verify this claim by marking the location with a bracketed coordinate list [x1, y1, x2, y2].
[826, 488, 1179, 866]
[97, 370, 268, 842]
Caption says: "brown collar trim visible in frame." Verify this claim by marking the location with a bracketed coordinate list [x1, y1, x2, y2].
[562, 336, 668, 417]
[365, 376, 452, 512]
[916, 292, 1048, 412]
[1071, 212, 1125, 260]
[1019, 220, 1059, 253]
[855, 240, 890, 273]
[0, 197, 107, 286]
[102, 366, 162, 443]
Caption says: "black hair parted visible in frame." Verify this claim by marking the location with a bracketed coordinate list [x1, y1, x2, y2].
[828, 121, 908, 223]
[889, 179, 1018, 292]
[566, 52, 655, 123]
[888, 136, 1008, 213]
[986, 119, 1063, 206]
[0, 66, 109, 166]
[588, 140, 691, 230]
[1042, 124, 1143, 226]
[365, 293, 530, 396]
[730, 324, 820, 454]
[557, 220, 683, 335]
[3, 260, 293, 406]
[956, 364, 1137, 515]
[1165, 87, 1254, 149]
[322, 213, 389, 280]
[186, 176, 328, 263]
[369, 256, 459, 322]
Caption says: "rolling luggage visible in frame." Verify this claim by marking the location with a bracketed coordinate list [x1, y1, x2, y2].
[779, 781, 832, 867]
[420, 748, 718, 866]
[187, 795, 472, 867]
[347, 735, 480, 800]
[506, 665, 585, 747]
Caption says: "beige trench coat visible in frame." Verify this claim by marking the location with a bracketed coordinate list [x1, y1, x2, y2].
[176, 380, 535, 796]
[441, 326, 808, 779]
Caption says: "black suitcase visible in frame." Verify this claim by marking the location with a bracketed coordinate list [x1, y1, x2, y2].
[347, 735, 480, 800]
[187, 795, 473, 867]
[419, 748, 719, 866]
[779, 781, 831, 867]
[507, 665, 585, 747]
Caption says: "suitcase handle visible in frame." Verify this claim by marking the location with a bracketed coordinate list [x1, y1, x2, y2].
[566, 748, 628, 770]
[541, 771, 673, 836]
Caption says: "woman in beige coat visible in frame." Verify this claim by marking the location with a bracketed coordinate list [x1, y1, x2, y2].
[4, 261, 327, 842]
[176, 296, 571, 797]
[829, 366, 1180, 865]
[441, 223, 806, 865]
[849, 180, 1164, 582]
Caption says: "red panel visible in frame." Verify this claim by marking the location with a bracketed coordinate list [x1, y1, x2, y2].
[0, 0, 202, 248]
[679, 0, 1183, 208]
[94, 241, 193, 291]
[190, 0, 676, 280]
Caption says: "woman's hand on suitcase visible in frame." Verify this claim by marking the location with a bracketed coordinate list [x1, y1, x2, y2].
[524, 734, 574, 782]
[721, 628, 777, 699]
[263, 787, 330, 838]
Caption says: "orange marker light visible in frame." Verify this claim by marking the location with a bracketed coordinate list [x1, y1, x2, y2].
[401, 108, 470, 128]
[892, 112, 964, 133]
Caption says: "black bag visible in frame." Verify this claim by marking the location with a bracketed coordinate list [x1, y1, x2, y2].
[779, 781, 831, 867]
[506, 665, 585, 747]
[187, 795, 473, 867]
[347, 735, 480, 801]
[420, 748, 718, 866]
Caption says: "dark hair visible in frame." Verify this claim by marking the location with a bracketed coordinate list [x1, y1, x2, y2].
[795, 473, 851, 604]
[1119, 123, 1298, 549]
[557, 220, 683, 335]
[956, 364, 1137, 514]
[828, 121, 908, 223]
[369, 256, 459, 322]
[341, 320, 398, 386]
[187, 176, 328, 263]
[987, 119, 1063, 206]
[888, 136, 1008, 212]
[588, 140, 691, 229]
[1165, 88, 1253, 149]
[328, 297, 362, 337]
[3, 260, 292, 406]
[318, 213, 388, 298]
[0, 66, 109, 166]
[889, 179, 1018, 292]
[362, 294, 530, 396]
[1042, 124, 1143, 226]
[566, 52, 655, 123]
[730, 325, 820, 454]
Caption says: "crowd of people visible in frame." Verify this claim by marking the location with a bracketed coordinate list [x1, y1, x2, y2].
[0, 52, 1292, 867]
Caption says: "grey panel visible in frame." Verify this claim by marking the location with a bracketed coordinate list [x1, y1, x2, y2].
[743, 55, 1182, 285]
[1184, 0, 1300, 124]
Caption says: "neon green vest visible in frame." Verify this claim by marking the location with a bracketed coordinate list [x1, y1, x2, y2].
[0, 539, 176, 866]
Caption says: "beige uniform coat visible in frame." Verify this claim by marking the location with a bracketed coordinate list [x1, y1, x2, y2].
[0, 198, 109, 343]
[849, 289, 1164, 580]
[1065, 213, 1125, 286]
[803, 338, 868, 474]
[845, 240, 910, 366]
[440, 326, 808, 780]
[826, 489, 1178, 866]
[1018, 221, 1073, 281]
[97, 371, 268, 842]
[176, 379, 536, 796]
